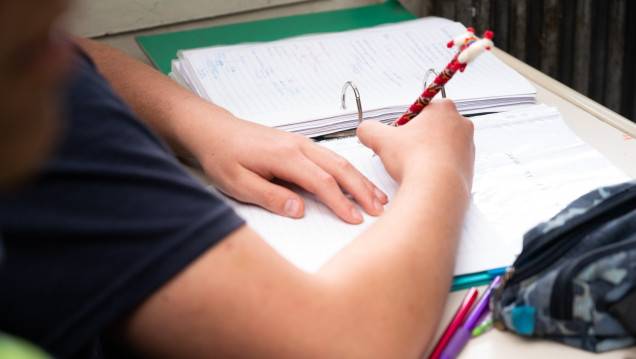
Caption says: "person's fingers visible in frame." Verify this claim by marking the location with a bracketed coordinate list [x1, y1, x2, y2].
[204, 128, 391, 223]
[428, 98, 459, 113]
[218, 167, 306, 219]
[302, 143, 388, 217]
[263, 151, 366, 224]
[356, 120, 395, 157]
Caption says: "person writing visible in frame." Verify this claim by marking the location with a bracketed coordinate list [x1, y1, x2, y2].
[0, 0, 475, 358]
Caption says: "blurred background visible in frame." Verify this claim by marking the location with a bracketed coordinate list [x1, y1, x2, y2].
[417, 0, 635, 123]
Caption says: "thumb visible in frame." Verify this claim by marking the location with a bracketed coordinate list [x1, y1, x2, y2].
[356, 120, 393, 154]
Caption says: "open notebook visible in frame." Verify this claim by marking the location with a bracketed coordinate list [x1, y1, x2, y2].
[171, 17, 536, 137]
[209, 105, 631, 287]
[210, 138, 513, 276]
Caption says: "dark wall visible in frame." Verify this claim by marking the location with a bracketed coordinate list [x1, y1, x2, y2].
[422, 0, 636, 122]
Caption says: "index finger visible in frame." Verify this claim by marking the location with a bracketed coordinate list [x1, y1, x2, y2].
[301, 142, 388, 216]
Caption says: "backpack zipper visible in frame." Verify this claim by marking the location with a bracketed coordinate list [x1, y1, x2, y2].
[550, 236, 636, 320]
[508, 186, 636, 286]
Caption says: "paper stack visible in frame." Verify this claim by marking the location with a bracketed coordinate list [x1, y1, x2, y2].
[171, 17, 536, 137]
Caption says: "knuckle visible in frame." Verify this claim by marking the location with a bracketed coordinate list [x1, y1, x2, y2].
[436, 98, 458, 113]
[464, 116, 475, 132]
[217, 169, 241, 191]
[288, 132, 310, 146]
[277, 143, 296, 156]
[318, 172, 338, 188]
[439, 98, 456, 108]
[224, 177, 250, 201]
[332, 155, 352, 172]
[261, 186, 281, 208]
[292, 132, 309, 142]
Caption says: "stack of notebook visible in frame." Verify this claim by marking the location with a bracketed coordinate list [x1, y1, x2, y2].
[169, 17, 537, 137]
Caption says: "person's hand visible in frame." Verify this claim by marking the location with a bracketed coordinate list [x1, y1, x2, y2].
[72, 38, 388, 223]
[357, 99, 474, 191]
[196, 118, 388, 224]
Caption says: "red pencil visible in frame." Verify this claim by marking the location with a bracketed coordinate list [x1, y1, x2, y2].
[391, 29, 494, 127]
[428, 287, 479, 359]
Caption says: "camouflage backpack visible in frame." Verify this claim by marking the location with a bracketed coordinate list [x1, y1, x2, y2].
[491, 181, 636, 352]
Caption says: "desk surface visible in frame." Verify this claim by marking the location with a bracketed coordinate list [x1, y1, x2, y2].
[440, 288, 636, 359]
[431, 49, 636, 359]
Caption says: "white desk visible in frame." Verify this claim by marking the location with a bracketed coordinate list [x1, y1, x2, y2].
[429, 48, 636, 359]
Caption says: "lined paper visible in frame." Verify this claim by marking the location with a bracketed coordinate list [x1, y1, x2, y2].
[471, 104, 631, 252]
[174, 17, 536, 136]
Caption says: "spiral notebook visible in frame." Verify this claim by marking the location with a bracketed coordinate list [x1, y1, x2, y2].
[170, 17, 536, 137]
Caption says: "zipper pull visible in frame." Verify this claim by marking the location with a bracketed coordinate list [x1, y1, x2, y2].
[493, 266, 515, 331]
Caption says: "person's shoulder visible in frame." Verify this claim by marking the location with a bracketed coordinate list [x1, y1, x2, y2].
[61, 45, 172, 157]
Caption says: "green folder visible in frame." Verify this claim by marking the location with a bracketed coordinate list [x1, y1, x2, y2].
[137, 0, 416, 75]
[137, 0, 505, 291]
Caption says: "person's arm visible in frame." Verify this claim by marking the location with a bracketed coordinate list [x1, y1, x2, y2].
[71, 37, 387, 224]
[115, 99, 475, 358]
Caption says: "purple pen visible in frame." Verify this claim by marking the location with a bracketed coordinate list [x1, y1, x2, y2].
[439, 276, 501, 359]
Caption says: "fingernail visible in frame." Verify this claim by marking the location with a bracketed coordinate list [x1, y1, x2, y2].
[284, 199, 300, 217]
[351, 207, 363, 222]
[374, 198, 384, 212]
[375, 187, 387, 202]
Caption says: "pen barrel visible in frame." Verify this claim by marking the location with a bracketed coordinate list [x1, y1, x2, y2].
[439, 327, 471, 359]
[392, 61, 458, 126]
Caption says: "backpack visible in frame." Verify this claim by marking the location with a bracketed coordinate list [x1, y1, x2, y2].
[491, 180, 636, 352]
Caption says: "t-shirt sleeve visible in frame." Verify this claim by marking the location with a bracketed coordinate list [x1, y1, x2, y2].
[0, 51, 245, 358]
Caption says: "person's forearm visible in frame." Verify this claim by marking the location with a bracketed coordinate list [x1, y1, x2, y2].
[72, 36, 226, 159]
[316, 163, 470, 357]
[122, 163, 471, 359]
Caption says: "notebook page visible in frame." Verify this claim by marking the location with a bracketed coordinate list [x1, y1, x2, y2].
[471, 104, 631, 252]
[178, 17, 535, 130]
[210, 136, 512, 274]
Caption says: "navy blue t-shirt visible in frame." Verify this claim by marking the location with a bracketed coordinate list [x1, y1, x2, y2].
[0, 51, 245, 358]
